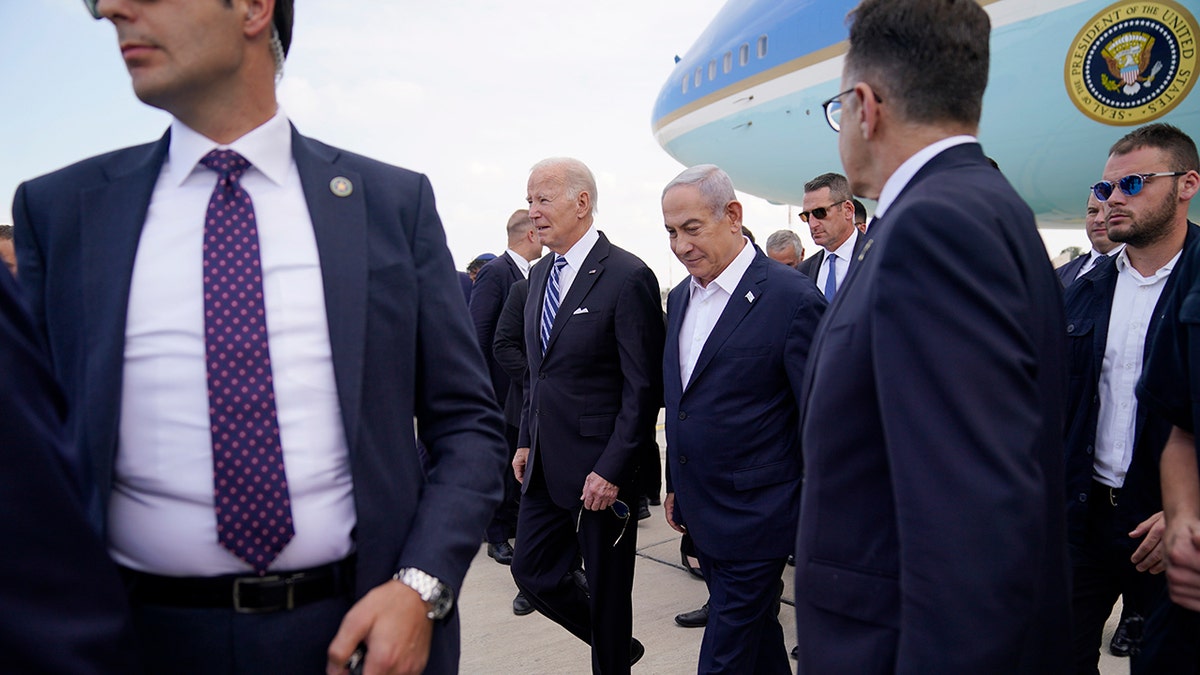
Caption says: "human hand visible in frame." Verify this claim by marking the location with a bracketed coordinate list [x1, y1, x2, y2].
[580, 471, 618, 511]
[513, 447, 530, 484]
[326, 579, 433, 675]
[1130, 511, 1166, 573]
[1164, 514, 1200, 611]
[664, 492, 686, 533]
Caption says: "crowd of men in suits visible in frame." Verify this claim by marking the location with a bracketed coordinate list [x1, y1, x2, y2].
[3, 0, 1200, 674]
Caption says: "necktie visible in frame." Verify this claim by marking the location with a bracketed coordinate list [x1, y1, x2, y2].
[201, 149, 294, 575]
[824, 253, 839, 300]
[541, 255, 568, 353]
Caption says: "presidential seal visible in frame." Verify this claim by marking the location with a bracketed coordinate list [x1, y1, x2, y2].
[1065, 0, 1197, 125]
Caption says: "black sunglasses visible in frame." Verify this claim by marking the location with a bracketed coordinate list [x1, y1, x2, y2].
[799, 200, 848, 223]
[576, 499, 631, 547]
[1091, 172, 1186, 202]
[821, 87, 883, 133]
[82, 0, 100, 19]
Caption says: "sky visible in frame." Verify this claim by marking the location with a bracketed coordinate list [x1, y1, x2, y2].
[0, 1, 1085, 288]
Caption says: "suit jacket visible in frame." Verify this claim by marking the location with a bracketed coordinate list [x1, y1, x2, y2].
[13, 126, 507, 672]
[0, 267, 140, 674]
[1062, 225, 1199, 546]
[518, 232, 665, 508]
[663, 250, 825, 560]
[794, 143, 1070, 674]
[796, 230, 866, 285]
[493, 278, 530, 428]
[1055, 253, 1089, 288]
[470, 253, 523, 421]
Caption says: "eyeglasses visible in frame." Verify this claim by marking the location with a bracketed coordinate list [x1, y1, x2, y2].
[82, 0, 101, 19]
[821, 87, 883, 133]
[799, 201, 848, 223]
[1091, 172, 1186, 202]
[576, 499, 631, 547]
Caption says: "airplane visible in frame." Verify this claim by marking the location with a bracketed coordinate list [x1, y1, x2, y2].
[651, 0, 1199, 227]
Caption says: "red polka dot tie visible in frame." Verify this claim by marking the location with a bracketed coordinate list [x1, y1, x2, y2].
[201, 149, 293, 575]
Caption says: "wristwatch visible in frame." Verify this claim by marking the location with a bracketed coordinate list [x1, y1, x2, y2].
[394, 567, 454, 620]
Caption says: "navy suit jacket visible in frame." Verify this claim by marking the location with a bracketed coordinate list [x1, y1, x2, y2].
[470, 253, 523, 420]
[518, 232, 664, 508]
[0, 268, 140, 674]
[13, 127, 507, 671]
[663, 249, 824, 560]
[1056, 253, 1089, 288]
[794, 143, 1070, 674]
[795, 230, 865, 285]
[493, 279, 530, 429]
[1062, 225, 1199, 546]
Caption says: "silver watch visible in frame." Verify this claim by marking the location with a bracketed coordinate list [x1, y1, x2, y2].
[394, 567, 454, 620]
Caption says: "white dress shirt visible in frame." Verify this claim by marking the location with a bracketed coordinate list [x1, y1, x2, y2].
[874, 135, 978, 219]
[815, 229, 859, 296]
[109, 110, 356, 575]
[678, 238, 755, 387]
[1074, 246, 1124, 281]
[553, 225, 600, 302]
[506, 248, 531, 278]
[1093, 247, 1180, 487]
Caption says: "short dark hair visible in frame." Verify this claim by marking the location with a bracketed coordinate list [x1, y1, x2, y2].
[803, 173, 853, 203]
[852, 199, 867, 224]
[844, 0, 990, 127]
[1109, 123, 1199, 173]
[0, 225, 12, 242]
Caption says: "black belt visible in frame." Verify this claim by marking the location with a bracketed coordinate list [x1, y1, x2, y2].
[1091, 480, 1121, 507]
[120, 556, 355, 614]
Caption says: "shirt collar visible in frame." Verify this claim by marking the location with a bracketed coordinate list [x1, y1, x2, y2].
[874, 136, 977, 219]
[826, 229, 859, 262]
[167, 108, 292, 188]
[1114, 245, 1181, 282]
[505, 249, 531, 276]
[558, 225, 600, 271]
[690, 237, 755, 297]
[1093, 244, 1124, 262]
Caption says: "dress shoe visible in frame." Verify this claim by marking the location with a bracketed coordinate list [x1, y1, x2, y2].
[637, 496, 652, 521]
[674, 602, 709, 628]
[787, 554, 795, 566]
[1109, 613, 1144, 657]
[512, 591, 534, 616]
[630, 638, 645, 666]
[486, 541, 514, 565]
[791, 645, 799, 659]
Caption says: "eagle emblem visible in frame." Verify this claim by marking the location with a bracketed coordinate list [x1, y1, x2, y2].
[1100, 32, 1162, 95]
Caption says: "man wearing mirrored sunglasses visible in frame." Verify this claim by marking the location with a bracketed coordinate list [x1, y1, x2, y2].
[13, 1, 508, 673]
[796, 172, 864, 300]
[794, 0, 1071, 672]
[1062, 123, 1200, 675]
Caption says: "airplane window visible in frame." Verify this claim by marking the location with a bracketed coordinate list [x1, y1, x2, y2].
[758, 35, 768, 59]
[739, 44, 749, 67]
[708, 60, 717, 81]
[694, 67, 702, 88]
[723, 52, 732, 74]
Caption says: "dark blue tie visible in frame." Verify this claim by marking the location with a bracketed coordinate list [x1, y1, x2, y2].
[541, 256, 568, 353]
[201, 149, 294, 574]
[824, 253, 839, 300]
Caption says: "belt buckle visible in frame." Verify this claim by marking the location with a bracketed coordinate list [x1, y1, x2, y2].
[232, 574, 292, 614]
[1109, 487, 1119, 507]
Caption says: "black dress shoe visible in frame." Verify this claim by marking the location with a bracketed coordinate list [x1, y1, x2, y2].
[1109, 613, 1144, 657]
[630, 637, 645, 666]
[791, 645, 798, 659]
[487, 541, 514, 565]
[637, 496, 652, 521]
[787, 554, 795, 566]
[674, 602, 709, 628]
[512, 591, 534, 616]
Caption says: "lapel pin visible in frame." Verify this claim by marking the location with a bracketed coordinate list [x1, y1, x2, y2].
[859, 239, 873, 261]
[588, 269, 597, 274]
[329, 176, 353, 197]
[745, 291, 755, 303]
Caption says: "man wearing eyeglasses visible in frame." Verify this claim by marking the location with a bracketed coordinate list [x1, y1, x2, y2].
[12, 1, 509, 673]
[796, 173, 864, 299]
[1083, 123, 1200, 675]
[793, 0, 1071, 672]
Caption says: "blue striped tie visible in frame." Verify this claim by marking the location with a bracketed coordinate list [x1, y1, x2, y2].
[541, 255, 568, 353]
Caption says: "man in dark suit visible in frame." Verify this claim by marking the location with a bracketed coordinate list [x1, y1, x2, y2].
[0, 252, 140, 674]
[795, 172, 864, 299]
[470, 209, 543, 566]
[793, 1, 1071, 672]
[660, 165, 824, 673]
[14, 1, 506, 673]
[1057, 193, 1122, 287]
[509, 157, 664, 673]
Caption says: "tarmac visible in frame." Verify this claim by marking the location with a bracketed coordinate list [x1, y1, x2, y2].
[458, 422, 1129, 675]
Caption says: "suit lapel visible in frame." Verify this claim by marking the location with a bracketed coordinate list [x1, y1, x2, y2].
[664, 280, 690, 402]
[292, 128, 368, 447]
[685, 251, 767, 393]
[526, 254, 551, 368]
[543, 233, 609, 356]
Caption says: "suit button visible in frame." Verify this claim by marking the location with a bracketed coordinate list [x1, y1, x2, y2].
[1078, 493, 1087, 503]
[1085, 445, 1093, 455]
[679, 456, 688, 464]
[1067, 323, 1075, 334]
[678, 411, 687, 420]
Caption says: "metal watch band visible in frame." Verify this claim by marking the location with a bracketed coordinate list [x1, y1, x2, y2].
[394, 567, 453, 620]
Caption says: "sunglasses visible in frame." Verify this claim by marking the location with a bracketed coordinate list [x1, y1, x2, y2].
[576, 499, 631, 547]
[82, 0, 100, 19]
[799, 200, 848, 223]
[820, 87, 883, 133]
[1091, 172, 1186, 202]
